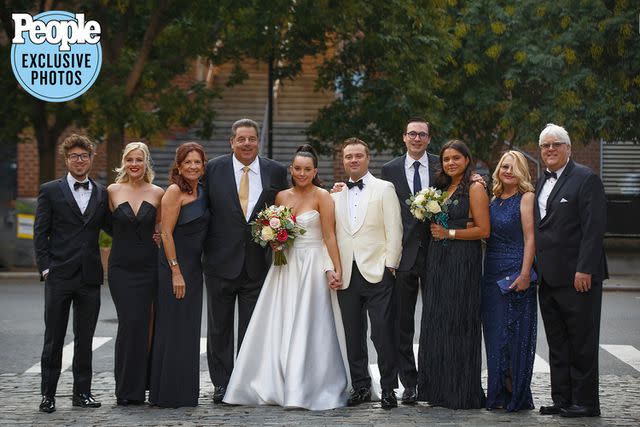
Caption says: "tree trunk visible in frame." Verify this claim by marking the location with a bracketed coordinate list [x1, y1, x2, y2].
[106, 127, 125, 184]
[36, 128, 57, 183]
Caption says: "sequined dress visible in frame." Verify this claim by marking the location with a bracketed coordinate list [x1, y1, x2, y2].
[481, 193, 537, 411]
[417, 190, 485, 409]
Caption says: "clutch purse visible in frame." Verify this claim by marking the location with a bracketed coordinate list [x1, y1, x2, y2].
[497, 269, 537, 294]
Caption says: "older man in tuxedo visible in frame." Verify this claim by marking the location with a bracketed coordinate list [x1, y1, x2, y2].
[535, 123, 607, 418]
[330, 137, 403, 410]
[380, 117, 439, 404]
[33, 134, 110, 413]
[203, 118, 289, 403]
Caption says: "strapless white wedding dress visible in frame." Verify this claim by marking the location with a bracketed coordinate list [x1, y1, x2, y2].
[223, 210, 350, 410]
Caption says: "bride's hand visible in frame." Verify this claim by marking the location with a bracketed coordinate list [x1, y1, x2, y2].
[326, 270, 342, 290]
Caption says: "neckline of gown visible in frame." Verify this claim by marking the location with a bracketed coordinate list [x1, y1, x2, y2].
[114, 200, 156, 221]
[296, 209, 319, 218]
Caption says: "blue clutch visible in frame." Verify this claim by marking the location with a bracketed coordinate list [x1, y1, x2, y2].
[497, 269, 537, 294]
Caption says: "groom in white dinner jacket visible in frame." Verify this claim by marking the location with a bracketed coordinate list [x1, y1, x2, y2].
[328, 137, 403, 410]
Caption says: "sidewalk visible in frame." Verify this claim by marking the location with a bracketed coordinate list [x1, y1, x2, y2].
[0, 371, 638, 426]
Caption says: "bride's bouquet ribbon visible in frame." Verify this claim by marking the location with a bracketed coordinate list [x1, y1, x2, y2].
[250, 205, 306, 266]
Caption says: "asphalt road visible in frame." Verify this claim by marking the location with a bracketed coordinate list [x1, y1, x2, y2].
[1, 278, 638, 378]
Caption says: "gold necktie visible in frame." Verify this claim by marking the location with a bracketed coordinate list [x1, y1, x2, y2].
[239, 166, 250, 216]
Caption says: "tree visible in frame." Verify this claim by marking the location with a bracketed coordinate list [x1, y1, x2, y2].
[308, 0, 453, 155]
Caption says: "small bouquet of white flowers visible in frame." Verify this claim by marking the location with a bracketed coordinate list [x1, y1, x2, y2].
[406, 187, 455, 227]
[250, 205, 306, 266]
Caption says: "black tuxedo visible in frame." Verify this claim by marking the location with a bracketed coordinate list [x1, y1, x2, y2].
[33, 175, 110, 397]
[380, 153, 439, 389]
[534, 159, 607, 409]
[203, 153, 288, 387]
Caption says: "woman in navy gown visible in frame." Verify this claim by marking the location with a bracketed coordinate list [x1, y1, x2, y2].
[482, 150, 537, 411]
[107, 142, 164, 405]
[417, 140, 490, 409]
[149, 143, 209, 408]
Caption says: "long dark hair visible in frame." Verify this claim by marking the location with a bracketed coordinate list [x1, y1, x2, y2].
[169, 142, 207, 194]
[291, 144, 322, 187]
[435, 139, 474, 196]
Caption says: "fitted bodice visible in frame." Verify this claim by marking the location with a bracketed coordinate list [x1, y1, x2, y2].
[292, 210, 323, 249]
[110, 201, 157, 266]
[446, 190, 472, 229]
[484, 193, 525, 282]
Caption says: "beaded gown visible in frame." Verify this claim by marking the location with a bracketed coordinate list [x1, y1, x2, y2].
[417, 190, 485, 409]
[149, 187, 209, 407]
[108, 201, 158, 402]
[482, 193, 537, 411]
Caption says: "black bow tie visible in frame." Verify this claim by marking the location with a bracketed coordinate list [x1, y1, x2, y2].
[74, 181, 90, 191]
[543, 170, 557, 181]
[346, 179, 364, 190]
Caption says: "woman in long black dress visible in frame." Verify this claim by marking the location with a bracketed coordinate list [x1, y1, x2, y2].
[149, 142, 209, 408]
[417, 139, 490, 409]
[107, 142, 164, 405]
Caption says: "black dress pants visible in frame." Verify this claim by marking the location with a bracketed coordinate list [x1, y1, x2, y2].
[394, 247, 425, 388]
[539, 279, 602, 409]
[338, 262, 398, 391]
[205, 266, 263, 387]
[41, 274, 101, 397]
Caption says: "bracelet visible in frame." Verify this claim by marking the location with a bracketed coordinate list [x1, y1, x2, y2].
[448, 229, 456, 240]
[168, 258, 179, 267]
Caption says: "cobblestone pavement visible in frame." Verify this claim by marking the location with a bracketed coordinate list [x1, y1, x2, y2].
[1, 372, 638, 426]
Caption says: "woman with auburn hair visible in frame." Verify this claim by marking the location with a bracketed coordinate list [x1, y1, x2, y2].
[482, 150, 537, 412]
[107, 142, 164, 405]
[417, 139, 489, 409]
[149, 142, 209, 408]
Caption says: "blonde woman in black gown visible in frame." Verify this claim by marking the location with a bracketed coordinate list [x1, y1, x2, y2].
[107, 142, 163, 405]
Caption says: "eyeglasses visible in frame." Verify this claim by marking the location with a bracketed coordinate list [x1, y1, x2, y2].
[405, 131, 429, 140]
[67, 153, 91, 161]
[539, 142, 566, 150]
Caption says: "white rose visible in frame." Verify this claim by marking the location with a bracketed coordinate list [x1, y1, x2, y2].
[426, 200, 442, 214]
[261, 227, 276, 241]
[269, 217, 281, 229]
[413, 208, 426, 220]
[414, 194, 426, 205]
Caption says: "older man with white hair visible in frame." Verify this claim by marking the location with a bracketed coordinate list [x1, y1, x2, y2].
[534, 123, 607, 418]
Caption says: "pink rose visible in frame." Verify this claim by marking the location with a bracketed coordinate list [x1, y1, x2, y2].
[269, 217, 281, 229]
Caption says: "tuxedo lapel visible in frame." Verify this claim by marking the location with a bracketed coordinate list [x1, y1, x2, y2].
[394, 155, 412, 199]
[82, 180, 100, 224]
[223, 156, 244, 218]
[58, 177, 83, 219]
[535, 176, 544, 224]
[336, 188, 352, 235]
[541, 160, 574, 225]
[427, 153, 439, 187]
[351, 178, 373, 235]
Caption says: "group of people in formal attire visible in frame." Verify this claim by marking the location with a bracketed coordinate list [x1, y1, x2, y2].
[33, 117, 606, 419]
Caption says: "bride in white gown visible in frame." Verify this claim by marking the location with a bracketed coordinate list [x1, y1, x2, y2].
[223, 145, 350, 410]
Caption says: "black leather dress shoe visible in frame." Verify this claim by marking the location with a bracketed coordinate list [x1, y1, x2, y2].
[72, 392, 101, 408]
[539, 403, 568, 415]
[381, 390, 398, 410]
[401, 386, 417, 405]
[212, 385, 227, 404]
[347, 387, 372, 407]
[39, 396, 55, 413]
[560, 404, 601, 418]
[116, 398, 144, 406]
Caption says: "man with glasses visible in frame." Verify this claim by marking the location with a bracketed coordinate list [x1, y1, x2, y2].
[33, 134, 111, 413]
[380, 117, 439, 404]
[535, 123, 607, 418]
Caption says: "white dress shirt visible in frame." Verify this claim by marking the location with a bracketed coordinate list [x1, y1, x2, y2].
[347, 171, 373, 232]
[404, 152, 430, 193]
[232, 155, 262, 221]
[538, 160, 569, 219]
[66, 173, 92, 214]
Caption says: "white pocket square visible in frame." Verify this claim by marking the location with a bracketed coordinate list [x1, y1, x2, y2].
[560, 198, 568, 203]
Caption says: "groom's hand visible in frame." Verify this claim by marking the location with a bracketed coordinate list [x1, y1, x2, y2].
[330, 182, 346, 194]
[326, 270, 342, 290]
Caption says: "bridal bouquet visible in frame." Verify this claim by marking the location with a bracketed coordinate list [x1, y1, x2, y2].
[406, 187, 455, 227]
[250, 205, 306, 266]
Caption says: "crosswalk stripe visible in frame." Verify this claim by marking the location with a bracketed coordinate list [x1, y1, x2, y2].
[200, 338, 207, 355]
[601, 344, 640, 372]
[534, 353, 551, 373]
[24, 337, 112, 374]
